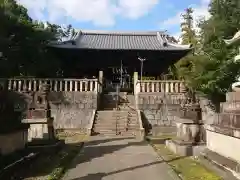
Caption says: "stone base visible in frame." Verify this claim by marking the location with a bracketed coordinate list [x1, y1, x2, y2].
[151, 125, 177, 137]
[201, 149, 240, 179]
[28, 124, 55, 142]
[226, 92, 240, 102]
[206, 126, 240, 162]
[166, 139, 206, 156]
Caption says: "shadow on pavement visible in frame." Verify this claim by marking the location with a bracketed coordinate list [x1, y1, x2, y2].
[65, 137, 185, 180]
[69, 157, 184, 180]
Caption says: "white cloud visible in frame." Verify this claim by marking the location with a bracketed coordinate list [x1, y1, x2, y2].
[17, 0, 159, 27]
[160, 0, 211, 40]
[161, 12, 182, 29]
[118, 0, 158, 19]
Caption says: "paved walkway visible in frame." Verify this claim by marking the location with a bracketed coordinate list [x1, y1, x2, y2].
[63, 136, 180, 180]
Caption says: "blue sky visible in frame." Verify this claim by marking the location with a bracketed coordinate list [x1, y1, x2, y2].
[18, 0, 210, 38]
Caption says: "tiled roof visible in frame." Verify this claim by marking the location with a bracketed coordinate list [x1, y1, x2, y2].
[50, 30, 192, 51]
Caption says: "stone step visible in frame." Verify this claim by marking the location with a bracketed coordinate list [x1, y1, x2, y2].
[95, 117, 138, 121]
[94, 122, 138, 125]
[94, 122, 138, 127]
[94, 122, 138, 126]
[94, 119, 127, 122]
[94, 119, 138, 123]
[94, 128, 138, 131]
[93, 125, 138, 129]
[95, 128, 136, 132]
[95, 118, 138, 121]
[96, 115, 129, 118]
[95, 117, 130, 120]
[93, 129, 136, 134]
[93, 131, 136, 136]
[96, 114, 129, 118]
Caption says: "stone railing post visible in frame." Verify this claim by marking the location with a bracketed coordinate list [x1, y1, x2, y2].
[134, 72, 139, 109]
[133, 72, 138, 95]
[98, 71, 103, 93]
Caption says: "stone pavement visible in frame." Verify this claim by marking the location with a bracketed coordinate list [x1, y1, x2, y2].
[63, 136, 180, 180]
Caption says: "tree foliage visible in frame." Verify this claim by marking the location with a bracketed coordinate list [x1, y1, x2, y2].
[173, 1, 240, 108]
[180, 8, 198, 46]
[0, 0, 74, 77]
[173, 8, 199, 89]
[196, 0, 240, 105]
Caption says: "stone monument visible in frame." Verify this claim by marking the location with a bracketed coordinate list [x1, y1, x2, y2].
[215, 31, 240, 129]
[166, 90, 206, 156]
[203, 31, 240, 177]
[22, 83, 55, 142]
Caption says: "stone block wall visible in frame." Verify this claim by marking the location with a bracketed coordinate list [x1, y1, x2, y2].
[0, 130, 28, 155]
[137, 93, 185, 126]
[206, 125, 240, 163]
[0, 91, 98, 132]
[49, 92, 98, 130]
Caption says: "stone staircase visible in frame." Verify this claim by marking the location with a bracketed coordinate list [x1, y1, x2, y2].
[99, 92, 136, 110]
[92, 92, 141, 137]
[92, 110, 139, 136]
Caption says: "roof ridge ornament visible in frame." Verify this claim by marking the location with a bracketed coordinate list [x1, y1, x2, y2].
[224, 30, 240, 47]
[157, 32, 169, 47]
[157, 31, 192, 48]
[223, 30, 240, 92]
[166, 43, 193, 49]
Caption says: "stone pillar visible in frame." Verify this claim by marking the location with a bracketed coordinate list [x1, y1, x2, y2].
[133, 72, 138, 95]
[166, 100, 206, 156]
[133, 72, 139, 109]
[22, 84, 56, 142]
[98, 71, 103, 93]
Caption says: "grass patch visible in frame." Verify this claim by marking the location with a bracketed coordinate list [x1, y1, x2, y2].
[148, 136, 222, 180]
[47, 145, 82, 180]
[47, 134, 88, 180]
[14, 134, 88, 180]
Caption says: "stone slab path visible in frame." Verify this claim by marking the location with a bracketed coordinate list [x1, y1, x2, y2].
[63, 136, 180, 180]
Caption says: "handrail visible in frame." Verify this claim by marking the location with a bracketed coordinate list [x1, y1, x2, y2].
[136, 80, 185, 93]
[86, 110, 96, 136]
[137, 110, 145, 140]
[137, 110, 144, 130]
[137, 80, 183, 83]
[2, 78, 99, 92]
[0, 78, 98, 81]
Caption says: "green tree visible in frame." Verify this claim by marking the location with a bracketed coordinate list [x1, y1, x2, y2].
[173, 0, 240, 109]
[173, 8, 200, 90]
[180, 8, 198, 47]
[196, 0, 240, 106]
[0, 0, 66, 77]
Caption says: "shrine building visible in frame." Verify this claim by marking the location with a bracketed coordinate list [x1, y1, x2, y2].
[49, 30, 192, 91]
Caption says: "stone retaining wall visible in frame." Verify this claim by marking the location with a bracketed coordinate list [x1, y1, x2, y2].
[0, 130, 28, 155]
[137, 93, 185, 126]
[49, 92, 98, 130]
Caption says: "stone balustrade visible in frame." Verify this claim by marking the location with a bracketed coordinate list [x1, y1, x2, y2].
[3, 78, 99, 92]
[136, 80, 185, 93]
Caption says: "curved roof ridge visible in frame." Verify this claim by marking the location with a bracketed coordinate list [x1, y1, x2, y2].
[49, 29, 192, 51]
[77, 29, 166, 36]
